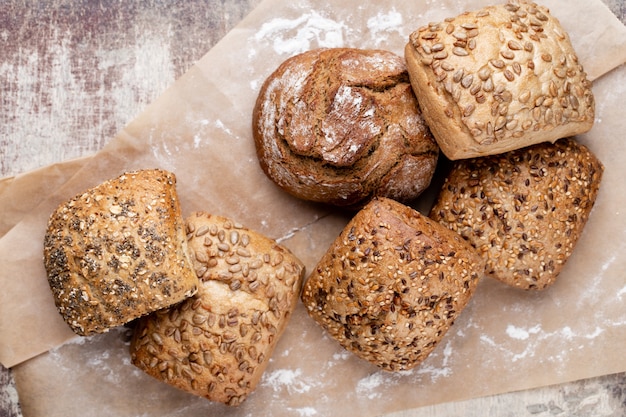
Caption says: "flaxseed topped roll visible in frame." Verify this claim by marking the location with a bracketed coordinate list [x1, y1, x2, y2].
[404, 0, 594, 160]
[430, 138, 603, 290]
[43, 169, 198, 336]
[301, 197, 483, 371]
[253, 47, 439, 208]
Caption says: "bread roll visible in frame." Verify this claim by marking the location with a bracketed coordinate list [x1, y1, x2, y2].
[43, 169, 198, 336]
[253, 47, 439, 208]
[404, 0, 594, 160]
[301, 197, 483, 371]
[430, 138, 603, 290]
[130, 212, 305, 406]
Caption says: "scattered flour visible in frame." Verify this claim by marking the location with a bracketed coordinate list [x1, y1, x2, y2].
[560, 326, 575, 340]
[291, 407, 318, 417]
[262, 368, 312, 395]
[366, 9, 404, 46]
[600, 253, 617, 273]
[506, 324, 542, 341]
[355, 339, 455, 402]
[332, 350, 352, 362]
[193, 134, 202, 149]
[354, 342, 455, 401]
[415, 341, 454, 381]
[356, 372, 386, 400]
[487, 322, 610, 363]
[254, 11, 347, 56]
[213, 118, 234, 136]
[583, 326, 605, 340]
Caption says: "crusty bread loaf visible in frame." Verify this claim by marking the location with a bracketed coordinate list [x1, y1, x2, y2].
[404, 0, 594, 160]
[430, 138, 603, 290]
[301, 197, 483, 371]
[43, 169, 198, 336]
[130, 212, 305, 406]
[253, 47, 439, 208]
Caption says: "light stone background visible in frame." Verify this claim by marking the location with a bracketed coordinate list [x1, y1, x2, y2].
[0, 1, 624, 416]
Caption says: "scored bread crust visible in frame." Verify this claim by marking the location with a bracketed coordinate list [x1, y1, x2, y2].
[130, 212, 305, 406]
[404, 0, 594, 160]
[301, 197, 483, 371]
[430, 138, 603, 290]
[43, 169, 198, 336]
[253, 47, 439, 207]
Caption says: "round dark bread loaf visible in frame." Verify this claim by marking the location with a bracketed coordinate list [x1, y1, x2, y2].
[253, 48, 439, 208]
[301, 197, 483, 371]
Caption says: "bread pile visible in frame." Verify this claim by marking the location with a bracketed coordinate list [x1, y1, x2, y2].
[44, 170, 305, 405]
[251, 0, 602, 371]
[42, 0, 603, 406]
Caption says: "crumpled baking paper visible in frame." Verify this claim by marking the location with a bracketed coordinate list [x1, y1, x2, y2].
[1, 0, 626, 415]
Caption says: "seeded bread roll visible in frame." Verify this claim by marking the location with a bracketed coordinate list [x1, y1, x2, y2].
[43, 169, 198, 336]
[253, 47, 439, 208]
[301, 197, 483, 371]
[404, 0, 594, 160]
[130, 212, 305, 406]
[430, 139, 603, 290]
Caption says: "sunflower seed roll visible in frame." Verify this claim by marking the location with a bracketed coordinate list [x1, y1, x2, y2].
[405, 0, 594, 160]
[130, 212, 305, 406]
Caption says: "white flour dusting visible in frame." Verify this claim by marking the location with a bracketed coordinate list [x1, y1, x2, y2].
[292, 407, 318, 417]
[414, 341, 454, 381]
[356, 372, 386, 400]
[484, 322, 609, 363]
[320, 84, 380, 164]
[354, 341, 455, 401]
[261, 368, 313, 395]
[506, 324, 541, 341]
[366, 9, 404, 46]
[254, 11, 348, 56]
[331, 350, 352, 362]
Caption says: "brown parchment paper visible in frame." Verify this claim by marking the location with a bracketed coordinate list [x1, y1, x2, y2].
[0, 157, 90, 238]
[1, 0, 626, 415]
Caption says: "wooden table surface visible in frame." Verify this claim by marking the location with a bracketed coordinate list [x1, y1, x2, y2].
[1, 1, 625, 416]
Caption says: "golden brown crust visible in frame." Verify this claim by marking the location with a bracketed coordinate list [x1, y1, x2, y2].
[43, 169, 198, 336]
[130, 212, 305, 406]
[253, 47, 439, 207]
[301, 197, 483, 371]
[404, 0, 594, 160]
[429, 138, 603, 290]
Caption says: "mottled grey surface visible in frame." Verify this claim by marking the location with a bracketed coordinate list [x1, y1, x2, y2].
[0, 0, 624, 416]
[0, 0, 262, 177]
[0, 368, 20, 417]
